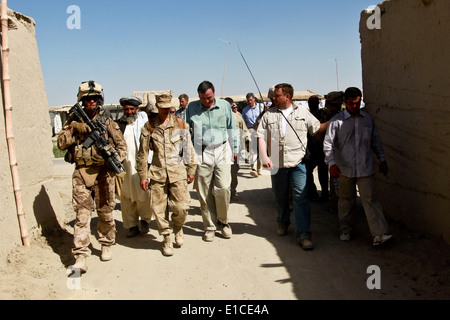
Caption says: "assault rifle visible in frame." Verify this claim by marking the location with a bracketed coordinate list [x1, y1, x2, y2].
[70, 102, 126, 174]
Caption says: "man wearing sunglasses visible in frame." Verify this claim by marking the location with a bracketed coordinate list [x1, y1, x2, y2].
[57, 81, 127, 273]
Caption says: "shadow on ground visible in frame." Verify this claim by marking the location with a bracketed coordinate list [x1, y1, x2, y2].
[33, 185, 74, 267]
[231, 168, 450, 300]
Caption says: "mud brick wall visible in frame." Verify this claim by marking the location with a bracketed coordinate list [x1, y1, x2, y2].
[360, 0, 450, 243]
[0, 9, 65, 262]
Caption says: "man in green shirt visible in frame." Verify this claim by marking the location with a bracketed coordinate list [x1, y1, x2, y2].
[185, 81, 239, 242]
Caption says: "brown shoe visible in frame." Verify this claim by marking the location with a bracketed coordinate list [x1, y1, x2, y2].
[299, 238, 314, 251]
[277, 226, 288, 236]
[250, 170, 259, 178]
[218, 222, 232, 239]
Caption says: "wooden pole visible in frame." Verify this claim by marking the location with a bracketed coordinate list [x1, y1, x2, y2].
[1, 0, 30, 247]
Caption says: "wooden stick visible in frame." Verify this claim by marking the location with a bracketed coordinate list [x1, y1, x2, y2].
[1, 0, 30, 247]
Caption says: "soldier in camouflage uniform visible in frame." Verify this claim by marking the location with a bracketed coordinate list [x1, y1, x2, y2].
[136, 92, 196, 257]
[57, 81, 127, 273]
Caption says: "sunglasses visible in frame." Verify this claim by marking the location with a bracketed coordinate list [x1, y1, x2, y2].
[83, 96, 99, 102]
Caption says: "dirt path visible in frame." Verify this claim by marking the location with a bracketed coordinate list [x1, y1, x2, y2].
[0, 159, 449, 301]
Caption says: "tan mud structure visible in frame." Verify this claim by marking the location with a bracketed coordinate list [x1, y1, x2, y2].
[0, 8, 66, 263]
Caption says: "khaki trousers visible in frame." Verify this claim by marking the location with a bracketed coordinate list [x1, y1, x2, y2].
[150, 178, 189, 235]
[248, 129, 261, 172]
[196, 143, 232, 230]
[337, 175, 389, 237]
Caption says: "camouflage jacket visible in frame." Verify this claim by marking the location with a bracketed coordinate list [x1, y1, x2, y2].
[136, 115, 196, 184]
[233, 112, 250, 152]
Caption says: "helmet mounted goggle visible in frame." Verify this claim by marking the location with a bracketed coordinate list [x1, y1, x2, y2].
[78, 80, 104, 106]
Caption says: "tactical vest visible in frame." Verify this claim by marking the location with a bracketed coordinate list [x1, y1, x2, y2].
[65, 108, 113, 166]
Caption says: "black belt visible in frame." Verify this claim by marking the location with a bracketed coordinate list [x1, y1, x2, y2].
[202, 140, 227, 151]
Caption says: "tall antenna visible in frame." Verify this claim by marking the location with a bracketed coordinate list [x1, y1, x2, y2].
[335, 59, 340, 91]
[237, 42, 265, 113]
[219, 39, 231, 97]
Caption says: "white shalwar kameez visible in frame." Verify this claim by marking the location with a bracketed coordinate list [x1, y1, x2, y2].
[121, 118, 154, 229]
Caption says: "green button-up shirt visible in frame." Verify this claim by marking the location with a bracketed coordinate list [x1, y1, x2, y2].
[185, 98, 239, 154]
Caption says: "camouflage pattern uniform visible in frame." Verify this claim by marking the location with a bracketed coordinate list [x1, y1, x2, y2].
[231, 112, 250, 197]
[136, 115, 196, 235]
[57, 108, 127, 258]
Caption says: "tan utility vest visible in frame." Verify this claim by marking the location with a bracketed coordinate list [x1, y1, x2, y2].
[65, 109, 113, 166]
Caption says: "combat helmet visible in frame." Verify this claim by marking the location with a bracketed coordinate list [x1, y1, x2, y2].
[77, 80, 104, 106]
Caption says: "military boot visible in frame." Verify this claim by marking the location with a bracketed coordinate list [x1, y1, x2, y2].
[101, 245, 112, 261]
[73, 255, 88, 274]
[162, 234, 173, 256]
[174, 227, 184, 247]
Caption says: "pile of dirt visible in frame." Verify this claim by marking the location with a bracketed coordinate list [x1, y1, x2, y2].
[0, 234, 68, 299]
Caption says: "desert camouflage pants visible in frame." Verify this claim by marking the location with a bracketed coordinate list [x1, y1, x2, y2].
[150, 178, 189, 235]
[72, 168, 116, 257]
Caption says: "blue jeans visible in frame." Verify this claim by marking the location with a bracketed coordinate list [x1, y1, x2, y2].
[271, 163, 312, 240]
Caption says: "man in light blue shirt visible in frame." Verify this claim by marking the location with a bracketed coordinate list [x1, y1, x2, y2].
[242, 93, 263, 177]
[185, 81, 238, 242]
[324, 87, 392, 247]
[242, 93, 263, 129]
[175, 94, 189, 121]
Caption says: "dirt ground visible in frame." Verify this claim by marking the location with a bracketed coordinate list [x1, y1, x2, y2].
[0, 159, 449, 301]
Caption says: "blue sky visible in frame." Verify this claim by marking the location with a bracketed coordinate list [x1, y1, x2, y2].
[10, 0, 380, 106]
